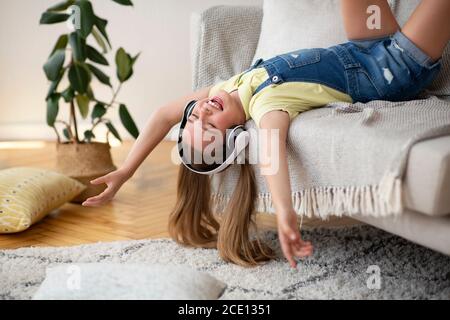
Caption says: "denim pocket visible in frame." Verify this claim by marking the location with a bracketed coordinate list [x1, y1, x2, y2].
[279, 49, 321, 68]
[355, 69, 384, 102]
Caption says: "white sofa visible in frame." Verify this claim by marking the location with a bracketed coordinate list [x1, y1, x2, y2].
[190, 2, 450, 255]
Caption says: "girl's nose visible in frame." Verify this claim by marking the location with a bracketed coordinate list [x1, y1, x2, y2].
[198, 104, 211, 119]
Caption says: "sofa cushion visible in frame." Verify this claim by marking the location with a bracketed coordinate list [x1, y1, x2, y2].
[252, 0, 349, 62]
[404, 136, 450, 216]
[253, 0, 450, 96]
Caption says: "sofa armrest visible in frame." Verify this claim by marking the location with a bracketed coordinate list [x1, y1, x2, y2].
[190, 5, 263, 91]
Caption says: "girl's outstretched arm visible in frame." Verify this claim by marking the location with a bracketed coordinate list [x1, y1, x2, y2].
[259, 111, 313, 269]
[82, 86, 211, 207]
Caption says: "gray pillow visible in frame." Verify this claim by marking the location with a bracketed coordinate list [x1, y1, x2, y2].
[32, 263, 226, 300]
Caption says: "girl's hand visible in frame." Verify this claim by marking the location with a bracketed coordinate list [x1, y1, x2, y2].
[81, 168, 130, 207]
[277, 210, 313, 268]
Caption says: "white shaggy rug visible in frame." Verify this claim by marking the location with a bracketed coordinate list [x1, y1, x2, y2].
[1, 225, 449, 300]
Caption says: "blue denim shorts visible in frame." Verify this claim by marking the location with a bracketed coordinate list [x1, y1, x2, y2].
[249, 31, 442, 103]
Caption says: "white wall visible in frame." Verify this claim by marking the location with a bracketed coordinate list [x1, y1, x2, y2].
[0, 0, 262, 141]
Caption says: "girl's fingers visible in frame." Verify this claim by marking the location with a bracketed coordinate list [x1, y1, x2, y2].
[293, 245, 313, 257]
[278, 214, 314, 268]
[279, 234, 297, 268]
[82, 201, 101, 207]
[82, 176, 121, 207]
[82, 199, 104, 207]
[82, 198, 110, 207]
[82, 189, 112, 206]
[292, 244, 308, 256]
[84, 193, 107, 203]
[290, 234, 313, 257]
[300, 240, 312, 247]
[90, 174, 110, 185]
[293, 239, 312, 249]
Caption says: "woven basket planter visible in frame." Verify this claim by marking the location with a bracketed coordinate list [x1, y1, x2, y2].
[55, 142, 116, 204]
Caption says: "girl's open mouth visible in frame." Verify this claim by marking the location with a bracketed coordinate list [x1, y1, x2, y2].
[209, 96, 224, 111]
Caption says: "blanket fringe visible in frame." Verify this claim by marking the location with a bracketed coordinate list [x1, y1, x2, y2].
[211, 174, 403, 218]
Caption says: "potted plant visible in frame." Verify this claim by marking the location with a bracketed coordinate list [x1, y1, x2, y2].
[40, 0, 139, 203]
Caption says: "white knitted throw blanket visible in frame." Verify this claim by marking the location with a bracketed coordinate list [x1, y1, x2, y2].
[211, 96, 450, 218]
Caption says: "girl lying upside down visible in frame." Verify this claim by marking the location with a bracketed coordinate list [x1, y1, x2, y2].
[83, 0, 449, 268]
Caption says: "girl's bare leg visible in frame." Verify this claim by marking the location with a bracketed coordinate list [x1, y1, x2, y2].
[340, 0, 400, 40]
[402, 0, 450, 61]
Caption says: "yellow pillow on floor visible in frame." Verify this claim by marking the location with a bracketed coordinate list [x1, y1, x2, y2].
[0, 167, 86, 233]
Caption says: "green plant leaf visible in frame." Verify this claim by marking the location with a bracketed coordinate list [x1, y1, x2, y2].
[69, 32, 87, 62]
[106, 122, 122, 142]
[47, 82, 59, 101]
[84, 130, 96, 142]
[131, 52, 140, 65]
[68, 62, 91, 94]
[119, 104, 139, 138]
[86, 86, 95, 100]
[92, 103, 107, 120]
[115, 48, 134, 82]
[111, 0, 133, 6]
[61, 86, 75, 102]
[75, 0, 95, 39]
[91, 27, 108, 53]
[47, 94, 60, 126]
[47, 0, 75, 12]
[63, 128, 71, 140]
[87, 45, 109, 65]
[44, 49, 66, 81]
[49, 34, 68, 57]
[46, 70, 65, 100]
[75, 94, 90, 118]
[40, 12, 70, 24]
[87, 63, 111, 87]
[94, 16, 111, 48]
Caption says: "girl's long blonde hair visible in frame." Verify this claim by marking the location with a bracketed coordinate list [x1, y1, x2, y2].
[168, 162, 276, 267]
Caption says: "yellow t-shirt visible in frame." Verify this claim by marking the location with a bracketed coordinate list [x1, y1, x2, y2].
[208, 67, 352, 127]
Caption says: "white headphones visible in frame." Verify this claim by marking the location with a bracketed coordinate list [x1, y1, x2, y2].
[177, 100, 250, 175]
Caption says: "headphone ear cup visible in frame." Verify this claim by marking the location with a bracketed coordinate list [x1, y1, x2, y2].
[184, 100, 197, 119]
[178, 100, 198, 155]
[179, 100, 197, 136]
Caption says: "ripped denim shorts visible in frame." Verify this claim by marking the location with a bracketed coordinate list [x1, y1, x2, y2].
[329, 30, 442, 103]
[249, 31, 441, 103]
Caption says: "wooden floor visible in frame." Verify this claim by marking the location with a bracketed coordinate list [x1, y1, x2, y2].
[0, 140, 360, 249]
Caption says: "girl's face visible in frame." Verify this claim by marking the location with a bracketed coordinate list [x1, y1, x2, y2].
[182, 89, 245, 150]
